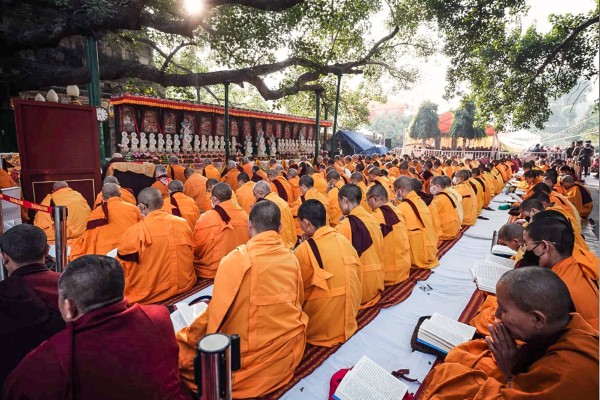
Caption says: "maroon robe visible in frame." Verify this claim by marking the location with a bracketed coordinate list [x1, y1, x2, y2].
[4, 300, 191, 400]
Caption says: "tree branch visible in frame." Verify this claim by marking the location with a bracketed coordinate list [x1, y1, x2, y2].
[160, 42, 197, 73]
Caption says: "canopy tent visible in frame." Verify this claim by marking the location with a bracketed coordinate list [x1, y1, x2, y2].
[334, 130, 388, 156]
[497, 130, 541, 153]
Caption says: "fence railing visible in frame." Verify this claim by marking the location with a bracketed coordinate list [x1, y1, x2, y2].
[399, 148, 566, 161]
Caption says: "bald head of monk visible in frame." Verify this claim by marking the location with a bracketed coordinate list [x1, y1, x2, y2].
[203, 158, 212, 166]
[154, 165, 167, 178]
[184, 167, 195, 179]
[0, 224, 48, 273]
[168, 156, 179, 165]
[326, 170, 341, 187]
[53, 181, 69, 191]
[237, 172, 250, 186]
[59, 255, 124, 321]
[430, 175, 447, 195]
[454, 169, 470, 184]
[497, 223, 524, 251]
[519, 198, 545, 218]
[494, 267, 572, 342]
[137, 187, 164, 216]
[211, 182, 232, 205]
[560, 174, 575, 189]
[168, 180, 184, 195]
[338, 184, 362, 215]
[103, 176, 119, 185]
[298, 175, 314, 195]
[523, 216, 574, 269]
[298, 199, 326, 237]
[267, 169, 278, 181]
[349, 172, 364, 185]
[288, 168, 298, 178]
[248, 199, 281, 236]
[227, 160, 236, 171]
[366, 182, 389, 210]
[206, 178, 219, 193]
[275, 165, 284, 174]
[393, 176, 414, 200]
[102, 183, 121, 201]
[532, 182, 551, 194]
[253, 180, 271, 200]
[305, 166, 316, 175]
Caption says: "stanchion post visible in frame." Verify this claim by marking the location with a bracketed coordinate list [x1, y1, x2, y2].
[53, 206, 68, 273]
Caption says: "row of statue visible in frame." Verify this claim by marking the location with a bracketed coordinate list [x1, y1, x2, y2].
[118, 130, 317, 157]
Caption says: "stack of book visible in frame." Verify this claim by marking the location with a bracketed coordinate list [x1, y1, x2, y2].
[416, 313, 476, 355]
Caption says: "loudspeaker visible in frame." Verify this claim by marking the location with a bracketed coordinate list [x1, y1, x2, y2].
[384, 138, 392, 148]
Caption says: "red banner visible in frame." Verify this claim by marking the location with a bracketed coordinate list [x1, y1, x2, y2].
[0, 193, 52, 213]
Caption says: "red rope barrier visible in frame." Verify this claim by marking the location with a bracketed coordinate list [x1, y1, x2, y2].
[0, 193, 52, 213]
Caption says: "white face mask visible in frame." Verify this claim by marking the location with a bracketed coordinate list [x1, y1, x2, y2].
[430, 186, 437, 195]
[452, 177, 458, 185]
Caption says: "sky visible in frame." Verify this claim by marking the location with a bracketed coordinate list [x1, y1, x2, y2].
[384, 0, 598, 113]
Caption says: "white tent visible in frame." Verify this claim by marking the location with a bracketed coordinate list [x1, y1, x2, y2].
[497, 130, 541, 153]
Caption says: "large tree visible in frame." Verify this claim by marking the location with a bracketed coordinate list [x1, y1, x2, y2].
[407, 100, 440, 146]
[450, 101, 486, 148]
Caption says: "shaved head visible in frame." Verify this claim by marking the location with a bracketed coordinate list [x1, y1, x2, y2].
[298, 199, 326, 229]
[154, 165, 167, 176]
[525, 216, 574, 257]
[455, 169, 470, 181]
[267, 169, 278, 179]
[168, 180, 184, 193]
[299, 175, 314, 188]
[520, 198, 544, 213]
[137, 187, 163, 211]
[0, 224, 47, 265]
[394, 176, 414, 191]
[211, 182, 232, 201]
[287, 168, 298, 178]
[237, 172, 250, 183]
[249, 200, 281, 233]
[498, 223, 524, 242]
[338, 184, 362, 204]
[184, 167, 195, 178]
[350, 172, 364, 183]
[53, 181, 69, 191]
[366, 182, 388, 201]
[169, 155, 179, 164]
[253, 180, 271, 198]
[206, 178, 219, 191]
[431, 175, 447, 188]
[102, 183, 121, 200]
[326, 170, 341, 181]
[103, 176, 119, 185]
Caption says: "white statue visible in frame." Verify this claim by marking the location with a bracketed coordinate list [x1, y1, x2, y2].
[139, 132, 148, 153]
[119, 131, 130, 153]
[149, 133, 157, 153]
[201, 135, 208, 153]
[174, 135, 181, 153]
[193, 135, 200, 152]
[245, 136, 253, 157]
[257, 132, 267, 157]
[231, 136, 237, 154]
[268, 136, 277, 157]
[208, 136, 215, 153]
[165, 134, 173, 153]
[130, 132, 139, 153]
[220, 136, 226, 154]
[183, 133, 193, 152]
[157, 133, 165, 153]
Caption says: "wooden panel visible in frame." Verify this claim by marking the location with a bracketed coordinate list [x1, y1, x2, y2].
[12, 98, 101, 207]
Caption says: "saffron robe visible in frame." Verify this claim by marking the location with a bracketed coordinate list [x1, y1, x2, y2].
[93, 187, 136, 208]
[192, 199, 249, 278]
[326, 181, 344, 227]
[454, 181, 477, 226]
[468, 178, 484, 216]
[336, 205, 385, 308]
[371, 203, 411, 285]
[235, 181, 256, 214]
[70, 197, 142, 260]
[446, 187, 464, 225]
[264, 192, 297, 249]
[221, 168, 241, 191]
[429, 190, 461, 240]
[151, 176, 172, 199]
[201, 164, 222, 181]
[241, 162, 253, 177]
[545, 204, 588, 252]
[177, 231, 308, 398]
[4, 300, 189, 400]
[474, 177, 492, 207]
[356, 181, 370, 211]
[167, 164, 187, 183]
[269, 176, 295, 204]
[117, 209, 196, 304]
[183, 172, 208, 211]
[34, 187, 91, 243]
[312, 173, 329, 195]
[253, 168, 268, 181]
[291, 188, 329, 235]
[162, 191, 200, 229]
[422, 313, 599, 400]
[398, 191, 439, 269]
[0, 168, 16, 188]
[565, 183, 594, 218]
[288, 176, 302, 199]
[294, 226, 361, 347]
[549, 192, 581, 228]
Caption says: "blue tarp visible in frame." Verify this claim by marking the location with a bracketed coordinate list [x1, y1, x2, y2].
[334, 130, 388, 155]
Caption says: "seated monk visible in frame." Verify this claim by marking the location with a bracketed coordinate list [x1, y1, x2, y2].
[240, 156, 253, 177]
[235, 172, 256, 214]
[4, 255, 191, 400]
[325, 170, 344, 227]
[251, 165, 267, 182]
[117, 187, 196, 304]
[34, 181, 91, 243]
[167, 155, 187, 183]
[92, 176, 136, 207]
[442, 175, 464, 225]
[305, 166, 328, 195]
[253, 181, 296, 249]
[0, 225, 65, 390]
[267, 168, 294, 204]
[291, 175, 329, 236]
[533, 181, 580, 227]
[177, 201, 308, 398]
[294, 200, 361, 347]
[162, 180, 200, 229]
[183, 167, 208, 212]
[287, 168, 302, 199]
[421, 267, 599, 400]
[220, 160, 241, 191]
[452, 170, 478, 226]
[561, 175, 593, 218]
[192, 183, 249, 279]
[70, 183, 142, 260]
[151, 165, 172, 199]
[336, 184, 385, 308]
[394, 176, 439, 269]
[428, 176, 461, 240]
[349, 171, 370, 211]
[420, 161, 435, 193]
[0, 168, 16, 188]
[472, 168, 492, 209]
[202, 178, 219, 213]
[200, 158, 221, 181]
[543, 173, 567, 195]
[366, 183, 411, 286]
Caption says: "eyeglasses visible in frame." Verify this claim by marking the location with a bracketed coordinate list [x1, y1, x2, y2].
[366, 195, 378, 201]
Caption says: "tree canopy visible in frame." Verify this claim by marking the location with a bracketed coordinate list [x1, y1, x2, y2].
[407, 100, 440, 140]
[450, 101, 486, 140]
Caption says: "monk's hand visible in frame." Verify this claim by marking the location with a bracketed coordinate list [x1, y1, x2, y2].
[485, 321, 518, 379]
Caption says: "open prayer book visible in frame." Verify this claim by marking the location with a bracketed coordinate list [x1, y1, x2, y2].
[491, 244, 517, 257]
[470, 261, 513, 294]
[170, 301, 208, 332]
[333, 356, 409, 400]
[485, 253, 515, 269]
[416, 313, 476, 355]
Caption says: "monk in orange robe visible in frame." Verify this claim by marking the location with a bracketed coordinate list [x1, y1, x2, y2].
[192, 182, 249, 278]
[442, 159, 454, 177]
[561, 175, 593, 218]
[428, 176, 461, 240]
[34, 181, 91, 243]
[177, 201, 308, 398]
[240, 157, 253, 177]
[467, 174, 484, 216]
[200, 158, 222, 181]
[161, 180, 200, 229]
[253, 181, 296, 249]
[0, 168, 16, 188]
[394, 176, 439, 269]
[421, 267, 599, 400]
[183, 167, 208, 212]
[453, 170, 477, 226]
[220, 160, 241, 190]
[291, 175, 329, 235]
[267, 169, 295, 204]
[325, 170, 345, 227]
[336, 184, 385, 308]
[167, 155, 187, 183]
[93, 176, 136, 207]
[366, 184, 411, 286]
[287, 168, 302, 199]
[305, 166, 328, 195]
[117, 187, 196, 304]
[70, 183, 142, 260]
[235, 172, 256, 214]
[151, 165, 172, 199]
[294, 200, 361, 346]
[349, 172, 370, 211]
[472, 168, 491, 208]
[251, 165, 268, 182]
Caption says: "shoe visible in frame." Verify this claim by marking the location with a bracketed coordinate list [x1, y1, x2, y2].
[589, 218, 596, 226]
[477, 216, 490, 220]
[483, 207, 495, 211]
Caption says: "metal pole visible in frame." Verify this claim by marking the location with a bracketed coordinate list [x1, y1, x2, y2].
[224, 82, 231, 162]
[53, 206, 68, 273]
[331, 73, 342, 157]
[314, 90, 322, 163]
[323, 107, 328, 154]
[86, 36, 107, 166]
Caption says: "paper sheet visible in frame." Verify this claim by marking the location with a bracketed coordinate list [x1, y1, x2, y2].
[334, 356, 408, 400]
